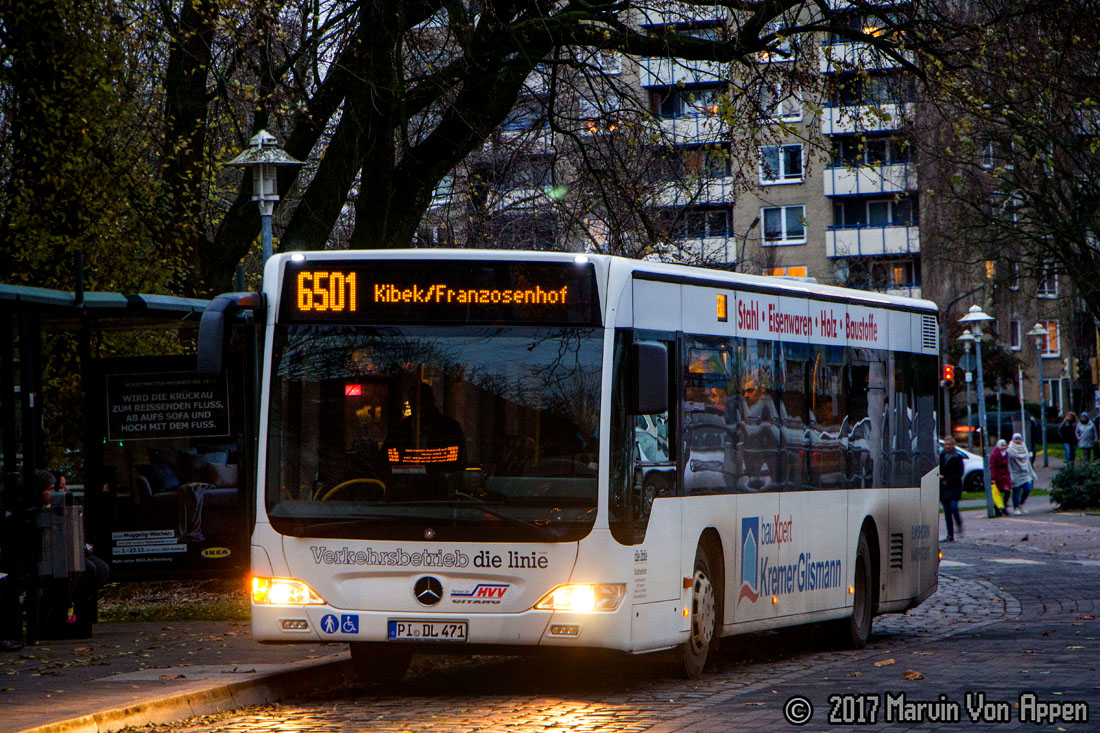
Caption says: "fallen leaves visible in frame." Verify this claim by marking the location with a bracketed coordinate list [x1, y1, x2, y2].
[874, 658, 896, 667]
[903, 669, 924, 680]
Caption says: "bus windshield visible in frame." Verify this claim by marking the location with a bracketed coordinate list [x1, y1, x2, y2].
[265, 325, 603, 542]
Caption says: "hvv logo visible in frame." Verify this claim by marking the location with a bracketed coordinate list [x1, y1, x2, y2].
[451, 583, 510, 605]
[737, 517, 760, 605]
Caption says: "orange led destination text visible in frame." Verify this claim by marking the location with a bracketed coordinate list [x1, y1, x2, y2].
[388, 446, 460, 464]
[297, 271, 358, 312]
[373, 283, 569, 306]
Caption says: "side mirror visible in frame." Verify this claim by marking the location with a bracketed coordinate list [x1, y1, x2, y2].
[631, 342, 668, 415]
[197, 292, 263, 374]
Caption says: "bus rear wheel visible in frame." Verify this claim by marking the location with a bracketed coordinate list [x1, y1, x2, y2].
[836, 532, 873, 649]
[349, 642, 412, 685]
[680, 546, 717, 678]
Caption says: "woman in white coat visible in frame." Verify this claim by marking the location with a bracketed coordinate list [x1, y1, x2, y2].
[1007, 433, 1037, 514]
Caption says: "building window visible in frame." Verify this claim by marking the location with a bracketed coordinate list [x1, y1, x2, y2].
[760, 83, 801, 121]
[870, 259, 919, 288]
[760, 145, 804, 184]
[980, 140, 995, 169]
[682, 208, 731, 238]
[1042, 378, 1061, 411]
[758, 21, 795, 62]
[763, 205, 806, 245]
[833, 196, 918, 228]
[590, 50, 622, 74]
[831, 135, 911, 166]
[1037, 263, 1058, 298]
[765, 266, 808, 278]
[650, 145, 729, 180]
[1038, 319, 1060, 357]
[1008, 262, 1020, 290]
[684, 145, 731, 178]
[830, 72, 914, 106]
[651, 85, 723, 118]
[658, 207, 731, 240]
[431, 173, 455, 203]
[1009, 320, 1021, 351]
[501, 95, 547, 131]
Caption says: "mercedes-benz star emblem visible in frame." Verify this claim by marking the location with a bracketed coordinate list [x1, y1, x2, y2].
[424, 527, 436, 540]
[414, 576, 443, 606]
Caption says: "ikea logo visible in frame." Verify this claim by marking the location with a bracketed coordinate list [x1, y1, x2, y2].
[200, 547, 232, 559]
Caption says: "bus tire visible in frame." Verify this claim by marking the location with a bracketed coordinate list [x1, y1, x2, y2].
[349, 642, 412, 685]
[839, 532, 873, 649]
[680, 545, 717, 679]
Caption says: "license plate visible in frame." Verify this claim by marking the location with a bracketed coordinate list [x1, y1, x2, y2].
[387, 619, 468, 642]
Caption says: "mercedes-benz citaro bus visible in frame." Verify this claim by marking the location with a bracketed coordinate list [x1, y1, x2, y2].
[197, 250, 940, 682]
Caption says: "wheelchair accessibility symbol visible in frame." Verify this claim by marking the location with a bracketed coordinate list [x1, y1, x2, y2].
[319, 614, 359, 634]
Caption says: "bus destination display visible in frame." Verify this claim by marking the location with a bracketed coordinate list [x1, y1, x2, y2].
[281, 260, 599, 325]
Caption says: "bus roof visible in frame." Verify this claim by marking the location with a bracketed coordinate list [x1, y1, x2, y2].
[269, 249, 939, 315]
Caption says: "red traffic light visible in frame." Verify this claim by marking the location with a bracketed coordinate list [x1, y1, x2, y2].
[943, 364, 955, 384]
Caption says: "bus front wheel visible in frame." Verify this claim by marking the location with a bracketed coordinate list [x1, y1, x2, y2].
[680, 546, 717, 678]
[349, 642, 412, 685]
[836, 532, 873, 649]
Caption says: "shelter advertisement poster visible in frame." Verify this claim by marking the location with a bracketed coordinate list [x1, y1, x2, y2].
[89, 356, 248, 579]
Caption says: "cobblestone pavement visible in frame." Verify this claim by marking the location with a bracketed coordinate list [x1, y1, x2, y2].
[124, 535, 1099, 732]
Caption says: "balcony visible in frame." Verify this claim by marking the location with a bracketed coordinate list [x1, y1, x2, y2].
[640, 57, 726, 88]
[826, 224, 920, 258]
[824, 163, 916, 196]
[879, 283, 922, 299]
[650, 178, 736, 207]
[653, 114, 727, 144]
[637, 6, 725, 26]
[821, 103, 911, 135]
[819, 42, 913, 74]
[675, 235, 737, 265]
[848, 283, 923, 299]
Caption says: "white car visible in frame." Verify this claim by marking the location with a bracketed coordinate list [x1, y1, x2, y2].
[939, 440, 985, 493]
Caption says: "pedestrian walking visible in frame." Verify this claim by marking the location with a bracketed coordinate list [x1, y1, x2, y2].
[939, 436, 964, 542]
[990, 439, 1012, 516]
[1007, 433, 1037, 514]
[1075, 413, 1097, 462]
[1059, 412, 1078, 464]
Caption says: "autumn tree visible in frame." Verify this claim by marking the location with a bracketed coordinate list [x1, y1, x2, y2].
[3, 0, 941, 297]
[915, 0, 1100, 323]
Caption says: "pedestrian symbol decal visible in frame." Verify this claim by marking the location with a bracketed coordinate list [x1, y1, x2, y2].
[341, 614, 359, 634]
[320, 614, 339, 634]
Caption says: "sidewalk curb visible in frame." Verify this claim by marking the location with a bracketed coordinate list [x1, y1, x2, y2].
[16, 655, 355, 733]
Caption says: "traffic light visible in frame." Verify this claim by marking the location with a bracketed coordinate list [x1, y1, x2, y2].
[942, 363, 955, 386]
[1064, 355, 1079, 380]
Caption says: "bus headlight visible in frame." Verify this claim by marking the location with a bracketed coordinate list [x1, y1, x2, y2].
[252, 577, 326, 606]
[534, 584, 625, 612]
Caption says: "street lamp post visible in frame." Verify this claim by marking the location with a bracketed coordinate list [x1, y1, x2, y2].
[1026, 323, 1050, 468]
[960, 305, 997, 518]
[960, 333, 974, 450]
[226, 130, 303, 262]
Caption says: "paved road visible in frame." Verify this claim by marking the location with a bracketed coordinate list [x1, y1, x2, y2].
[120, 529, 1099, 732]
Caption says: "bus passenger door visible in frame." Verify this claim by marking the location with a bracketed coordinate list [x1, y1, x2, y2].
[615, 334, 682, 649]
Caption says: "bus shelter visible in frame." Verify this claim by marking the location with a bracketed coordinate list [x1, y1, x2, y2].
[0, 283, 251, 645]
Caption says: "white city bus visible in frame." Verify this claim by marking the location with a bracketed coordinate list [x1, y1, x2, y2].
[198, 250, 940, 680]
